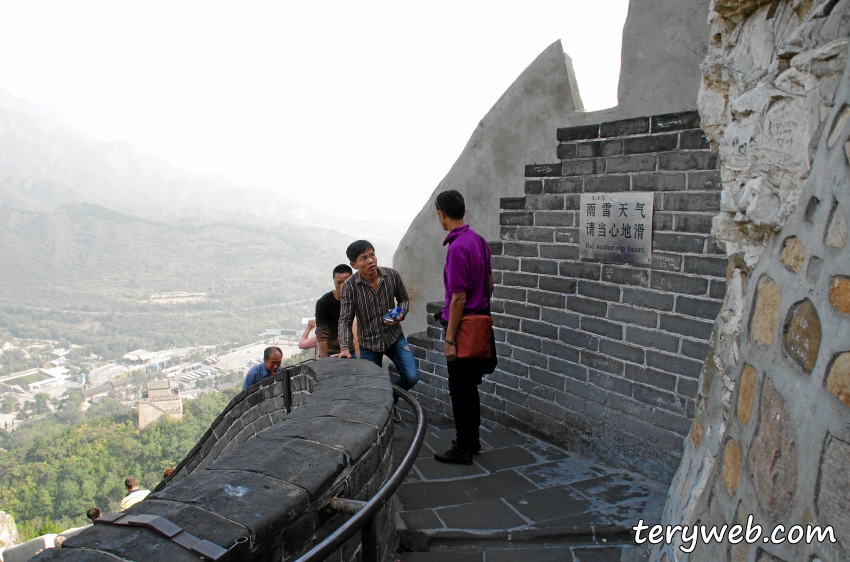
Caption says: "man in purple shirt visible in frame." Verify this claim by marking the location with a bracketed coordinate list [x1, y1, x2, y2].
[433, 189, 494, 465]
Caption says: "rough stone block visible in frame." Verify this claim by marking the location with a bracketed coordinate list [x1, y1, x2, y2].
[709, 279, 727, 300]
[721, 439, 743, 496]
[737, 364, 757, 426]
[584, 174, 630, 193]
[829, 276, 850, 314]
[566, 377, 609, 403]
[601, 117, 650, 137]
[632, 172, 686, 191]
[493, 285, 526, 301]
[784, 299, 822, 374]
[507, 331, 542, 351]
[557, 124, 599, 141]
[503, 242, 538, 257]
[826, 352, 850, 408]
[748, 380, 798, 520]
[816, 436, 850, 551]
[651, 111, 700, 133]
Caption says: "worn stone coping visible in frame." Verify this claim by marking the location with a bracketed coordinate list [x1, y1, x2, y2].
[45, 358, 394, 561]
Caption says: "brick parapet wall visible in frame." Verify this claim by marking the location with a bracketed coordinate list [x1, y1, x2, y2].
[405, 111, 727, 480]
[46, 359, 398, 562]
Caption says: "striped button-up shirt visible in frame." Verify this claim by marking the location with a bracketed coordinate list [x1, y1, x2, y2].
[338, 267, 410, 353]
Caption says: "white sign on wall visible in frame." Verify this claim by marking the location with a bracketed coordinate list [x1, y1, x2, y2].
[579, 193, 654, 265]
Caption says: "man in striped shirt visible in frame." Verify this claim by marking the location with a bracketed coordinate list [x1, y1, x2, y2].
[335, 240, 419, 395]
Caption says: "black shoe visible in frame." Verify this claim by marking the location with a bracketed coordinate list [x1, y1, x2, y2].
[434, 445, 473, 465]
[452, 439, 481, 454]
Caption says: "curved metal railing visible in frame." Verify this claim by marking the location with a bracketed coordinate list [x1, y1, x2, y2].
[294, 385, 426, 562]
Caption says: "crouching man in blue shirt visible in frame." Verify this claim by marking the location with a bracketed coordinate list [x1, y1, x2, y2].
[242, 346, 283, 390]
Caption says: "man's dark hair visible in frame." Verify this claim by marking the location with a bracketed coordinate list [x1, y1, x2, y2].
[332, 264, 353, 277]
[87, 507, 101, 521]
[263, 346, 282, 361]
[435, 190, 465, 220]
[346, 240, 375, 263]
[125, 477, 138, 490]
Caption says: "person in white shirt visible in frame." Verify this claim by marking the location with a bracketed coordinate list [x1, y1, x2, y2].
[119, 477, 149, 511]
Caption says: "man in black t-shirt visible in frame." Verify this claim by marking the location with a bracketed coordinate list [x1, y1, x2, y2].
[315, 264, 358, 357]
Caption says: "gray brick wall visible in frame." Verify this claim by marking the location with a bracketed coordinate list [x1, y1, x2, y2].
[404, 111, 725, 481]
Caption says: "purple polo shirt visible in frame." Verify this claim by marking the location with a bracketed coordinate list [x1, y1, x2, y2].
[442, 224, 492, 320]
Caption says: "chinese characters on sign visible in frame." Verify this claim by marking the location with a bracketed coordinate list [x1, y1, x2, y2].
[579, 193, 654, 265]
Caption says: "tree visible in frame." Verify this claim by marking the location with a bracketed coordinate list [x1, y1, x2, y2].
[34, 393, 51, 415]
[1, 395, 17, 414]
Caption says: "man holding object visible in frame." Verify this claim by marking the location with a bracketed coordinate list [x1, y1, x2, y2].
[433, 190, 493, 465]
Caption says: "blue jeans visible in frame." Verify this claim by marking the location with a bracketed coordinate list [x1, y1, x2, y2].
[359, 335, 419, 391]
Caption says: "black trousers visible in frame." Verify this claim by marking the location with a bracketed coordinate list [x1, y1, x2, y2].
[446, 358, 482, 451]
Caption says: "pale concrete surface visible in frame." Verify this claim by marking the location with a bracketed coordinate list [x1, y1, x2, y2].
[394, 0, 712, 334]
[392, 422, 665, 560]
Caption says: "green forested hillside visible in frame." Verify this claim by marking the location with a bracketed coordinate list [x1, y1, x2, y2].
[0, 390, 236, 539]
[0, 203, 349, 355]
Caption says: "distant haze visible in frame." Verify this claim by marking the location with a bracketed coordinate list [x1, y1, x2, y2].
[0, 0, 628, 226]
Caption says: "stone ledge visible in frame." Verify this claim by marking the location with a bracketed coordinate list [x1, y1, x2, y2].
[43, 358, 397, 562]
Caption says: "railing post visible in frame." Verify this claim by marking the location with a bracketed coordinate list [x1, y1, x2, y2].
[360, 515, 378, 562]
[283, 369, 292, 413]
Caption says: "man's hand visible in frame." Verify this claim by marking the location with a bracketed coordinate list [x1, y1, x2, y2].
[444, 341, 457, 362]
[383, 313, 404, 326]
[332, 349, 352, 359]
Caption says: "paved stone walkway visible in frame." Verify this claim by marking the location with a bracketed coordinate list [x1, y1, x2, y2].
[391, 422, 668, 561]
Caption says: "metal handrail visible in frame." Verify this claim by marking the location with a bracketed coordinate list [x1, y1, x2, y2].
[294, 385, 426, 562]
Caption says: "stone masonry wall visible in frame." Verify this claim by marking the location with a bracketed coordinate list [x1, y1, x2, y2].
[657, 1, 850, 560]
[405, 110, 727, 481]
[38, 359, 398, 562]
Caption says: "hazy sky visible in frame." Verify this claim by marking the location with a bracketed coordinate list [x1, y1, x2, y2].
[0, 0, 629, 224]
